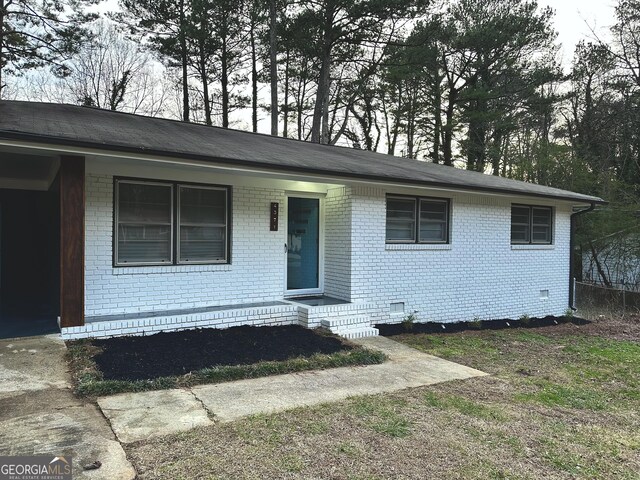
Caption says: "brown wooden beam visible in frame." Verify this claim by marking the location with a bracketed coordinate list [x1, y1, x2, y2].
[59, 156, 85, 328]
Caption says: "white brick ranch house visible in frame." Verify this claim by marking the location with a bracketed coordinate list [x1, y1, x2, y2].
[0, 101, 603, 340]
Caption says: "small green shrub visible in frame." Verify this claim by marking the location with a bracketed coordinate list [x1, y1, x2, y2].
[402, 312, 417, 331]
[469, 319, 483, 330]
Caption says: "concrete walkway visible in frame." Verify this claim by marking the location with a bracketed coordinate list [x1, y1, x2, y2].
[0, 335, 136, 480]
[98, 336, 486, 444]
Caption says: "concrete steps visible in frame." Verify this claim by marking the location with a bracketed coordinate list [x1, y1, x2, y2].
[321, 316, 379, 339]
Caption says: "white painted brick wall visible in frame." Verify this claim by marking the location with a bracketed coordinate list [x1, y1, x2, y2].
[85, 173, 288, 316]
[82, 166, 574, 336]
[324, 186, 352, 300]
[348, 186, 572, 324]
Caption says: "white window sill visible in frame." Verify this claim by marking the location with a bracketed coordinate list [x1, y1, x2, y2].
[511, 244, 555, 251]
[385, 243, 452, 251]
[112, 264, 232, 275]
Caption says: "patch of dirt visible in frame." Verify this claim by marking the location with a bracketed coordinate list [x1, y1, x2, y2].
[92, 325, 352, 381]
[543, 313, 640, 342]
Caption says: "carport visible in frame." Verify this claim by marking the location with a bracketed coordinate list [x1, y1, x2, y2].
[0, 151, 84, 338]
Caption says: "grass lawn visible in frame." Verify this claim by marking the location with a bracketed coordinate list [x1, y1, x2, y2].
[126, 314, 640, 479]
[66, 325, 385, 397]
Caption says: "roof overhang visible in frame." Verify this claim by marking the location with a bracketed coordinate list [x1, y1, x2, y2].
[0, 134, 605, 206]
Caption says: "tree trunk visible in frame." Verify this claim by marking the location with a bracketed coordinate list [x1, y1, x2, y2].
[283, 48, 290, 137]
[442, 86, 457, 166]
[589, 240, 613, 288]
[269, 0, 278, 136]
[491, 129, 503, 176]
[296, 72, 304, 140]
[221, 37, 229, 128]
[199, 34, 211, 126]
[311, 9, 333, 144]
[321, 81, 330, 144]
[312, 53, 331, 143]
[467, 111, 487, 172]
[0, 0, 5, 99]
[364, 96, 374, 151]
[250, 19, 258, 132]
[388, 84, 402, 155]
[406, 87, 416, 158]
[179, 0, 190, 122]
[501, 132, 509, 176]
[432, 75, 442, 163]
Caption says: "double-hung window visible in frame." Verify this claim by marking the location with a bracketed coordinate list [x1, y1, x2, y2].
[177, 186, 228, 263]
[511, 205, 553, 245]
[386, 195, 450, 244]
[116, 181, 173, 265]
[114, 179, 230, 266]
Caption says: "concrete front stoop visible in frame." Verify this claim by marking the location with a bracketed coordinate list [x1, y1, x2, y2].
[320, 315, 379, 339]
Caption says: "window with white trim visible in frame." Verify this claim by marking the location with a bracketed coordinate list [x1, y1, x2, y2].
[114, 179, 230, 266]
[386, 195, 450, 244]
[511, 205, 552, 244]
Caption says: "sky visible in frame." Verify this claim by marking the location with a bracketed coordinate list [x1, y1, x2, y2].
[539, 0, 618, 67]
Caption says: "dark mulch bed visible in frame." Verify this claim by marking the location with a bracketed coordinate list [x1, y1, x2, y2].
[375, 315, 590, 336]
[93, 325, 352, 381]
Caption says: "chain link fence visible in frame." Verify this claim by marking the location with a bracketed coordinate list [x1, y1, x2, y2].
[576, 281, 640, 314]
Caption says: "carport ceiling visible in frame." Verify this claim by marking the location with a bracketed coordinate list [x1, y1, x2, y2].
[0, 152, 56, 181]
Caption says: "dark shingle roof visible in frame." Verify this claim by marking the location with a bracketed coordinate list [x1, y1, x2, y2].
[0, 101, 603, 204]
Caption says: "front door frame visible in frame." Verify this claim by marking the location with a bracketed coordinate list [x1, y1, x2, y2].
[284, 193, 325, 297]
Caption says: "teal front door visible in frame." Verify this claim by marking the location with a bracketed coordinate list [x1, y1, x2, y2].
[286, 197, 321, 294]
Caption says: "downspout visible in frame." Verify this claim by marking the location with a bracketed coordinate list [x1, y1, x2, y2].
[569, 202, 596, 310]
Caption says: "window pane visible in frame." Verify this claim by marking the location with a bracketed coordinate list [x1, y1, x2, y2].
[117, 224, 171, 263]
[116, 182, 172, 264]
[511, 206, 531, 243]
[420, 222, 446, 242]
[386, 198, 416, 241]
[118, 182, 172, 223]
[180, 187, 226, 224]
[511, 225, 530, 243]
[179, 186, 227, 262]
[511, 206, 530, 225]
[180, 226, 226, 261]
[532, 225, 551, 243]
[532, 208, 552, 226]
[532, 208, 552, 243]
[419, 200, 447, 242]
[420, 200, 447, 221]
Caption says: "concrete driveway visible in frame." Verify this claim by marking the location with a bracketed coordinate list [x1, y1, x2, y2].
[0, 335, 135, 480]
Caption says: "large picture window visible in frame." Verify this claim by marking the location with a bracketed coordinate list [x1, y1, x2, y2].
[114, 179, 230, 266]
[386, 195, 450, 244]
[511, 205, 552, 245]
